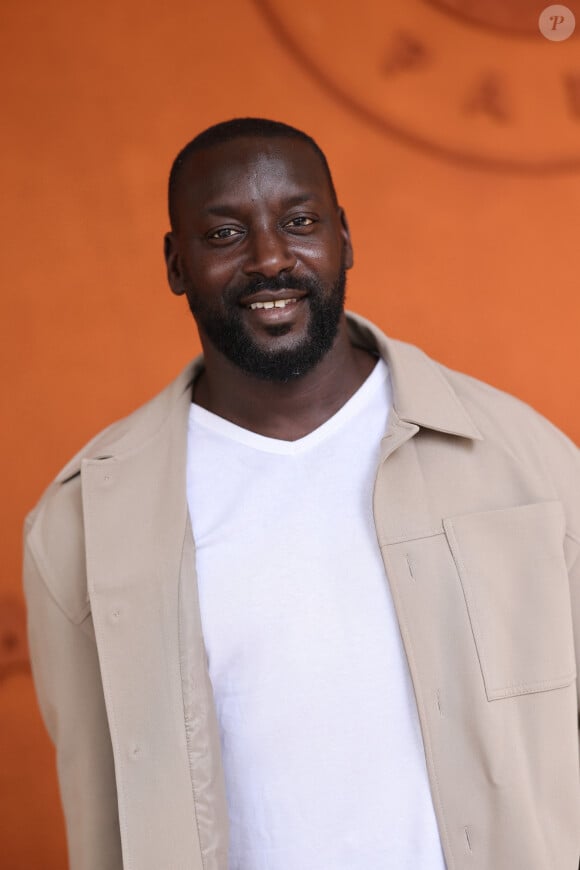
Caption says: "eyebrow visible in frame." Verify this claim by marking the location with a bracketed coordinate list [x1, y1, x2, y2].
[202, 193, 318, 217]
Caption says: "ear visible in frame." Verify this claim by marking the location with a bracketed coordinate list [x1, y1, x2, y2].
[164, 232, 186, 296]
[338, 208, 354, 270]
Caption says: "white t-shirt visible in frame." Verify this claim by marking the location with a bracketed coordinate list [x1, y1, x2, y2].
[186, 359, 446, 870]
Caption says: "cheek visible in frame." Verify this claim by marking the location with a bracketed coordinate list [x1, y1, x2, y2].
[303, 250, 343, 285]
[300, 235, 343, 266]
[182, 265, 227, 302]
[190, 251, 240, 288]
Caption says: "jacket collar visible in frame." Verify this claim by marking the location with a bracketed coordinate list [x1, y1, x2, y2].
[346, 312, 483, 440]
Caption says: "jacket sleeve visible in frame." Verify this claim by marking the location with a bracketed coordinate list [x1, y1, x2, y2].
[531, 416, 580, 733]
[537, 426, 580, 722]
[568, 540, 580, 715]
[23, 518, 124, 870]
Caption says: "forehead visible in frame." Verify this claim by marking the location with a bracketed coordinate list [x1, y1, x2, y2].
[175, 136, 333, 212]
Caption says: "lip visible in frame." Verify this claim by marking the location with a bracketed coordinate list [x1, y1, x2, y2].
[238, 288, 309, 307]
[241, 296, 307, 323]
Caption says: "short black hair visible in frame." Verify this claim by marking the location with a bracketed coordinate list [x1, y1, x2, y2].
[168, 117, 338, 231]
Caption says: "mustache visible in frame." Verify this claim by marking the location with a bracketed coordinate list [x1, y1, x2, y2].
[230, 274, 324, 304]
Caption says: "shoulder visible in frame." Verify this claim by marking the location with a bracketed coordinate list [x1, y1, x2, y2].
[359, 306, 579, 462]
[440, 362, 578, 466]
[445, 362, 579, 527]
[24, 358, 201, 622]
[350, 312, 579, 537]
[350, 311, 578, 459]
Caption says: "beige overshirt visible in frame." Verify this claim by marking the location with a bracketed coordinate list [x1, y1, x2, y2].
[23, 312, 580, 869]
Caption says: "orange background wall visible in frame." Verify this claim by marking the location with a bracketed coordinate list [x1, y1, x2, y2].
[1, 0, 579, 865]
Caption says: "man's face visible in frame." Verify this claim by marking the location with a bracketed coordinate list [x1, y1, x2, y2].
[165, 136, 353, 381]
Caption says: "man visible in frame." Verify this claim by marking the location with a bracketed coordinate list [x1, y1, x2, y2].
[24, 118, 580, 870]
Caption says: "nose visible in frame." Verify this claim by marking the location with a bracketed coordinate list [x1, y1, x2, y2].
[242, 226, 296, 279]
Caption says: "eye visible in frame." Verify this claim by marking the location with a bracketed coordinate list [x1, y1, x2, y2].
[207, 226, 243, 241]
[284, 214, 316, 230]
[285, 216, 315, 228]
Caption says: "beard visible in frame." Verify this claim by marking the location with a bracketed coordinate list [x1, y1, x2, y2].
[183, 267, 347, 382]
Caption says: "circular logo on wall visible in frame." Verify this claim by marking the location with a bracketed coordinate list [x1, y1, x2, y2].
[255, 0, 580, 172]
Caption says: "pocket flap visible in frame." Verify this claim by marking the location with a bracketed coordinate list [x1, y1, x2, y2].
[443, 501, 576, 701]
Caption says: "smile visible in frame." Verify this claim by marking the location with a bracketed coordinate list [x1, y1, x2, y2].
[247, 298, 297, 310]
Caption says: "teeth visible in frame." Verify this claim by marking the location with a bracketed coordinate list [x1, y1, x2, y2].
[248, 298, 297, 310]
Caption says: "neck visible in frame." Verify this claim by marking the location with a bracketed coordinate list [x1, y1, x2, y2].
[193, 315, 377, 441]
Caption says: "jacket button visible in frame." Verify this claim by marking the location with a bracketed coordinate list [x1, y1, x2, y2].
[129, 743, 142, 760]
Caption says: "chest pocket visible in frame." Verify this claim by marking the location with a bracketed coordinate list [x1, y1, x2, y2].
[443, 500, 576, 701]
